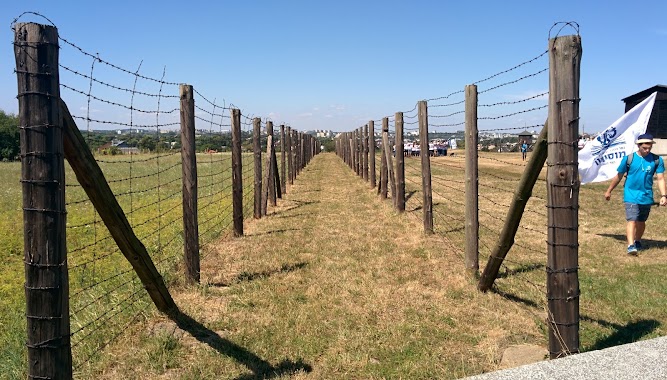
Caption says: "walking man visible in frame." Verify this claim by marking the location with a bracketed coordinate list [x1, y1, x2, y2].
[605, 133, 667, 255]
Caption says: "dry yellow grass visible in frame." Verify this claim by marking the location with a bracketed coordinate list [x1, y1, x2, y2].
[79, 151, 667, 380]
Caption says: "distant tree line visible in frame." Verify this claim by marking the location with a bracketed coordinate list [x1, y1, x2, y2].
[0, 110, 19, 161]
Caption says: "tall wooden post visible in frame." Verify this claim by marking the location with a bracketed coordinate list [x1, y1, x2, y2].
[231, 109, 244, 236]
[546, 34, 582, 359]
[465, 85, 479, 276]
[14, 22, 73, 379]
[395, 112, 405, 212]
[280, 125, 286, 195]
[180, 84, 200, 284]
[287, 126, 293, 185]
[369, 121, 376, 188]
[419, 100, 433, 234]
[253, 118, 262, 219]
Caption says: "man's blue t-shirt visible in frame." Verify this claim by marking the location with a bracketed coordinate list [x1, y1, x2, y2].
[617, 152, 665, 204]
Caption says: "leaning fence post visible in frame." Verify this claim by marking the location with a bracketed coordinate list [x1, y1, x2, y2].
[465, 85, 479, 276]
[14, 22, 73, 379]
[180, 84, 200, 284]
[363, 124, 369, 181]
[546, 34, 582, 359]
[383, 117, 396, 201]
[418, 100, 434, 234]
[287, 126, 294, 185]
[280, 124, 286, 195]
[369, 121, 376, 188]
[231, 108, 244, 236]
[267, 121, 276, 207]
[395, 112, 405, 212]
[253, 117, 262, 219]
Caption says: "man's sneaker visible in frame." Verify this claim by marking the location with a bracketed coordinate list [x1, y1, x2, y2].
[634, 240, 642, 250]
[627, 245, 638, 256]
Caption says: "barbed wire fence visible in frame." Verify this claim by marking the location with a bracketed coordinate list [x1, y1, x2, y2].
[12, 13, 321, 379]
[335, 26, 582, 360]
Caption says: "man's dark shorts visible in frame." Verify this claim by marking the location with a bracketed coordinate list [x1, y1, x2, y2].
[625, 202, 651, 222]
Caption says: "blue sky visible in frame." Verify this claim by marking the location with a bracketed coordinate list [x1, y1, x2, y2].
[3, 1, 666, 134]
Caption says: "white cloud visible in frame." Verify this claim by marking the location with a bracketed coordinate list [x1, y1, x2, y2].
[330, 104, 345, 110]
[298, 112, 313, 118]
[325, 114, 333, 118]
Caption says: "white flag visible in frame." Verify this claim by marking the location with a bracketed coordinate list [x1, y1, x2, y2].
[578, 92, 657, 184]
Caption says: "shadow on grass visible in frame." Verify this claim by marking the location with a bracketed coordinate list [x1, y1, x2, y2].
[169, 310, 313, 380]
[598, 233, 667, 249]
[497, 263, 544, 279]
[405, 190, 417, 202]
[584, 318, 660, 351]
[246, 228, 301, 237]
[208, 262, 308, 287]
[492, 290, 661, 352]
[267, 199, 319, 218]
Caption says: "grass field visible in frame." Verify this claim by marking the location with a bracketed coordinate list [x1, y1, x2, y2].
[2, 151, 667, 379]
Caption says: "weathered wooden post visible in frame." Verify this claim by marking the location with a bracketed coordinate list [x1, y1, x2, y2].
[419, 100, 434, 234]
[465, 85, 479, 276]
[61, 101, 176, 313]
[369, 121, 376, 188]
[382, 117, 396, 201]
[287, 126, 293, 185]
[395, 112, 405, 212]
[261, 134, 272, 216]
[231, 108, 244, 236]
[253, 118, 262, 219]
[478, 124, 548, 291]
[546, 34, 582, 358]
[300, 133, 305, 173]
[379, 131, 388, 199]
[267, 121, 276, 206]
[180, 84, 200, 284]
[363, 124, 369, 181]
[280, 125, 287, 190]
[14, 22, 72, 379]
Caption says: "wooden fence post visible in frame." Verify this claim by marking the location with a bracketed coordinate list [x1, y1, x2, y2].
[369, 121, 376, 188]
[380, 133, 388, 199]
[478, 124, 548, 291]
[267, 121, 276, 207]
[61, 101, 176, 314]
[465, 85, 479, 276]
[14, 22, 73, 379]
[261, 134, 272, 216]
[253, 117, 262, 219]
[419, 100, 433, 234]
[272, 144, 282, 199]
[395, 112, 405, 212]
[231, 108, 244, 236]
[179, 84, 200, 284]
[363, 125, 369, 181]
[280, 124, 286, 194]
[287, 126, 293, 185]
[383, 117, 396, 201]
[547, 34, 582, 359]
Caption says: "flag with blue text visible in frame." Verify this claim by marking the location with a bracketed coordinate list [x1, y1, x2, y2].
[578, 92, 657, 184]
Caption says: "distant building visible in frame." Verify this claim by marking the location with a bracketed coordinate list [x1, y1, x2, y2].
[316, 129, 333, 138]
[98, 139, 140, 155]
[518, 130, 534, 144]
